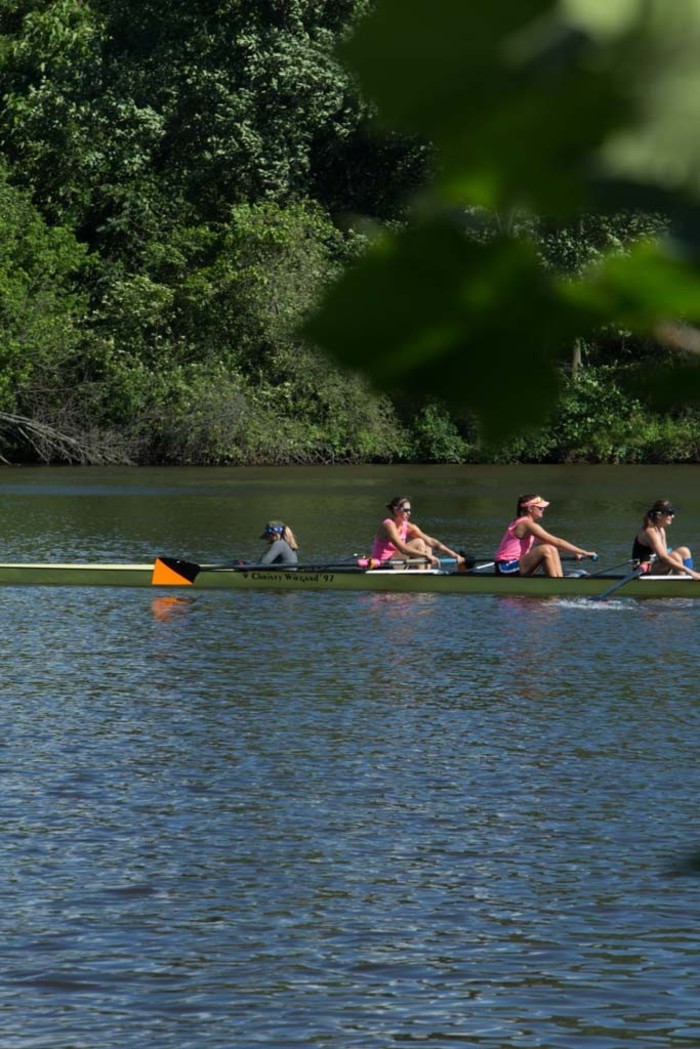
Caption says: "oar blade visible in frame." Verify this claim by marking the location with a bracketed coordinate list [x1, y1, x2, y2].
[152, 557, 201, 586]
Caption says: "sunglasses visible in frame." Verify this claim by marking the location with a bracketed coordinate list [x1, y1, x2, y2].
[400, 507, 412, 514]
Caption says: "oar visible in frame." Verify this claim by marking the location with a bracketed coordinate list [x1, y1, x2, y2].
[459, 553, 598, 576]
[590, 562, 647, 602]
[459, 555, 496, 571]
[588, 558, 635, 578]
[468, 553, 596, 579]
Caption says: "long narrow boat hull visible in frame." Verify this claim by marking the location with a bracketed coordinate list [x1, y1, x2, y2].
[0, 563, 155, 587]
[0, 561, 696, 598]
[183, 567, 700, 598]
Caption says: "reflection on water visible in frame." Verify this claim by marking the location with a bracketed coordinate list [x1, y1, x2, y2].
[150, 595, 195, 621]
[0, 467, 699, 1046]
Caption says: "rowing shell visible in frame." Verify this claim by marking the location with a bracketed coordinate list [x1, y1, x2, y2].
[0, 559, 694, 597]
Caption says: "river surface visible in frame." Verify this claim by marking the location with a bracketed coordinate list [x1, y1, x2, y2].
[1, 464, 700, 1048]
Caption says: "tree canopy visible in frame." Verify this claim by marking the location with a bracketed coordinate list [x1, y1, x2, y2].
[0, 0, 698, 463]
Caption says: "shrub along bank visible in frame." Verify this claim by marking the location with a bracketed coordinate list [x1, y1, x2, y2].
[0, 2, 694, 465]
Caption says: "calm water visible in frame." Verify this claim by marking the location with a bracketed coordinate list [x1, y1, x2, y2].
[1, 464, 700, 1048]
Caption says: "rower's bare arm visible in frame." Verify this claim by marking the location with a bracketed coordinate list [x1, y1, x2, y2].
[429, 536, 460, 559]
[557, 539, 596, 558]
[419, 530, 462, 562]
[529, 522, 566, 547]
[530, 522, 594, 558]
[439, 545, 463, 562]
[645, 533, 684, 571]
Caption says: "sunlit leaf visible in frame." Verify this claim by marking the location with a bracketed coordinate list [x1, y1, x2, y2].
[597, 1, 700, 199]
[304, 220, 594, 442]
[563, 0, 641, 37]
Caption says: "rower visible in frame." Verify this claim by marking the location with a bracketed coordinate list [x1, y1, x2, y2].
[371, 497, 464, 568]
[258, 521, 299, 565]
[632, 500, 700, 579]
[494, 494, 596, 577]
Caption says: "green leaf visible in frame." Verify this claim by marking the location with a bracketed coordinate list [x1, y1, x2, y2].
[304, 219, 594, 442]
[341, 0, 631, 211]
[341, 0, 552, 128]
[598, 1, 700, 199]
[563, 242, 700, 329]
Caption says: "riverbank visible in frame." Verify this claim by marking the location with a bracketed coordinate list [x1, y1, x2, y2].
[8, 365, 700, 467]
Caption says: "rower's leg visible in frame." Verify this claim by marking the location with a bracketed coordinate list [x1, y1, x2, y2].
[520, 544, 563, 577]
[405, 538, 432, 569]
[667, 546, 693, 574]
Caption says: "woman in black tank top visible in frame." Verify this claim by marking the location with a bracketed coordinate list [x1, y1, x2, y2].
[633, 500, 700, 578]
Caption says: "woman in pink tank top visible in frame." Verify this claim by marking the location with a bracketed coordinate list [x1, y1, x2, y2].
[372, 496, 464, 567]
[494, 494, 596, 577]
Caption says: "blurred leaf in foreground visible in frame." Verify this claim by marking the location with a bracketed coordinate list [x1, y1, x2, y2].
[625, 361, 700, 410]
[341, 0, 633, 212]
[563, 241, 700, 408]
[310, 0, 700, 437]
[597, 2, 700, 201]
[563, 241, 700, 329]
[304, 220, 594, 442]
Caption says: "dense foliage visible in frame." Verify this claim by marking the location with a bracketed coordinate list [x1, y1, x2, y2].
[0, 0, 697, 463]
[309, 0, 700, 454]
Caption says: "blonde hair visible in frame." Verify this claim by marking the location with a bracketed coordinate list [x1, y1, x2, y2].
[282, 525, 299, 550]
[261, 520, 299, 549]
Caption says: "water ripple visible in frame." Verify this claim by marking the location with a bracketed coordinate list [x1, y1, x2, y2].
[0, 572, 699, 1045]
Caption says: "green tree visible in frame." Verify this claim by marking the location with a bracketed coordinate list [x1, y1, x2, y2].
[0, 166, 86, 411]
[0, 0, 426, 462]
[0, 0, 422, 242]
[306, 0, 700, 444]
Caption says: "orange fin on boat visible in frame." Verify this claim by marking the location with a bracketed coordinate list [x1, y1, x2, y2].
[151, 557, 198, 586]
